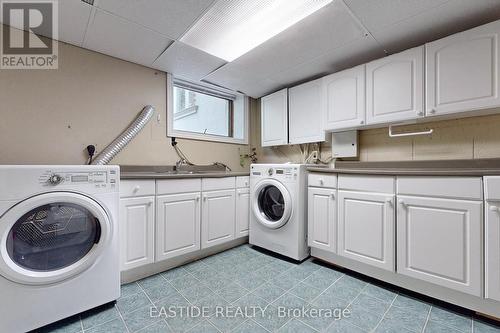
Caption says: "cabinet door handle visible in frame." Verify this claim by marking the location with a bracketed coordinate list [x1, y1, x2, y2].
[196, 196, 200, 202]
[429, 109, 437, 114]
[319, 179, 324, 185]
[386, 198, 393, 206]
[360, 120, 365, 125]
[398, 200, 405, 206]
[147, 200, 153, 206]
[203, 196, 207, 201]
[245, 181, 249, 186]
[133, 185, 140, 193]
[490, 205, 498, 212]
[330, 193, 335, 199]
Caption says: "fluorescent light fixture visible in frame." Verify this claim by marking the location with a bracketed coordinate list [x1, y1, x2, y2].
[181, 0, 333, 62]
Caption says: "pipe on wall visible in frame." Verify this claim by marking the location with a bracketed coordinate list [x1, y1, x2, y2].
[92, 105, 155, 165]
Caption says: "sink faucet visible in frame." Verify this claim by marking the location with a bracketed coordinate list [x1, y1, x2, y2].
[175, 159, 187, 170]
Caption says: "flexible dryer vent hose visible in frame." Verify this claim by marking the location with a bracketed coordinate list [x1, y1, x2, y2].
[92, 105, 155, 165]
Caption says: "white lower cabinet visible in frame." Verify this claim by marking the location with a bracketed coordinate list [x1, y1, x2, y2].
[338, 190, 395, 271]
[202, 189, 236, 249]
[236, 188, 250, 237]
[156, 192, 201, 261]
[397, 195, 482, 296]
[486, 200, 500, 302]
[119, 196, 155, 271]
[120, 177, 248, 272]
[308, 187, 336, 252]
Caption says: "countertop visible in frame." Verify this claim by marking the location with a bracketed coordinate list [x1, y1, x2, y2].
[307, 158, 500, 176]
[121, 171, 250, 180]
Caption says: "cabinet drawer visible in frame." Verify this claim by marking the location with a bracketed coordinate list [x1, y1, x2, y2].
[308, 173, 337, 188]
[397, 177, 482, 200]
[484, 177, 500, 200]
[156, 178, 201, 195]
[202, 177, 236, 191]
[120, 180, 156, 198]
[338, 175, 394, 193]
[236, 176, 250, 188]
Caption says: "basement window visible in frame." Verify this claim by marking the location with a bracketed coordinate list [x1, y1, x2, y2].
[167, 75, 248, 144]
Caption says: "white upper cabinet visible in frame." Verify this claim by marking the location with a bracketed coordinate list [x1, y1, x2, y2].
[366, 46, 424, 125]
[323, 65, 366, 131]
[288, 79, 326, 144]
[426, 20, 500, 117]
[261, 88, 288, 147]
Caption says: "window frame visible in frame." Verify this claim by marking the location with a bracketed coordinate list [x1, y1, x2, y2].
[167, 74, 249, 145]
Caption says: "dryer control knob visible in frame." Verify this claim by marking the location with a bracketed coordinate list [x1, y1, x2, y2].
[268, 168, 274, 176]
[48, 174, 63, 185]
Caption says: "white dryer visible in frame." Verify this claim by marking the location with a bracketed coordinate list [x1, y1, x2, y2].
[249, 164, 309, 261]
[0, 165, 120, 333]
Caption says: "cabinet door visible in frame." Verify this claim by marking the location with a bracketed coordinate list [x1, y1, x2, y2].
[261, 88, 288, 147]
[323, 65, 365, 131]
[338, 190, 395, 271]
[397, 196, 482, 296]
[289, 79, 325, 144]
[119, 196, 155, 271]
[202, 189, 236, 248]
[235, 188, 250, 237]
[156, 192, 201, 261]
[486, 201, 500, 302]
[366, 46, 424, 125]
[426, 20, 500, 117]
[308, 187, 336, 252]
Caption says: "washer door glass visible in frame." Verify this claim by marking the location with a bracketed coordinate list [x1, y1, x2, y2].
[6, 202, 101, 272]
[258, 185, 286, 222]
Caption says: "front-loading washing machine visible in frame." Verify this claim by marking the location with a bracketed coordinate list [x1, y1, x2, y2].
[249, 164, 309, 261]
[0, 165, 120, 333]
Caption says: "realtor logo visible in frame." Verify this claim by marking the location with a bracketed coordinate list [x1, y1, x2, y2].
[1, 0, 58, 69]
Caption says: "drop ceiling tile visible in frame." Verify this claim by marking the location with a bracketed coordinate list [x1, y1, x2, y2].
[204, 35, 385, 98]
[0, 0, 92, 47]
[83, 9, 173, 67]
[225, 0, 365, 80]
[58, 0, 93, 46]
[94, 0, 214, 39]
[343, 0, 451, 32]
[271, 35, 385, 88]
[203, 64, 281, 98]
[370, 0, 500, 53]
[152, 41, 226, 81]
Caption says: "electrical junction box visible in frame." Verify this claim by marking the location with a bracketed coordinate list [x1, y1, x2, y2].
[331, 130, 358, 158]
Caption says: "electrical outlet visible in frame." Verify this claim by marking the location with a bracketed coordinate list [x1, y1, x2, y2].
[311, 151, 318, 162]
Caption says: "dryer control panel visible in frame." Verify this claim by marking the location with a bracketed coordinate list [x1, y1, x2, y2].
[39, 169, 118, 190]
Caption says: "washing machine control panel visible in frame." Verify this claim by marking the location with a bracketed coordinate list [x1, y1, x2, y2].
[252, 166, 298, 180]
[40, 169, 118, 190]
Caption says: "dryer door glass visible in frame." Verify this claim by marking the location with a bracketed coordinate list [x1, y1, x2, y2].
[258, 185, 285, 221]
[5, 202, 101, 272]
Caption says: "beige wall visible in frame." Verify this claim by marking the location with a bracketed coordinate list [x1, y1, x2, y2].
[4, 36, 500, 168]
[250, 98, 500, 163]
[359, 113, 500, 161]
[0, 40, 250, 171]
